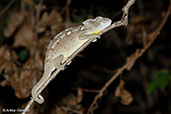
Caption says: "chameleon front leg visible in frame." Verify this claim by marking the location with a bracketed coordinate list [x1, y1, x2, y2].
[79, 33, 101, 40]
[31, 55, 64, 104]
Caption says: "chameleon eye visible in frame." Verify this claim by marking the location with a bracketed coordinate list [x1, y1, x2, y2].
[94, 16, 103, 21]
[99, 22, 105, 26]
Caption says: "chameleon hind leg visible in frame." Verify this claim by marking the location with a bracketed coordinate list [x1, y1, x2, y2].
[55, 55, 65, 70]
[31, 55, 64, 104]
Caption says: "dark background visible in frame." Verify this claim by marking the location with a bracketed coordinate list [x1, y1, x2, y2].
[0, 0, 170, 114]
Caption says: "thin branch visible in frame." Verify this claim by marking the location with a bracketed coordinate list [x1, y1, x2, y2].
[87, 4, 171, 114]
[62, 0, 72, 14]
[73, 88, 99, 93]
[21, 99, 34, 114]
[63, 0, 72, 27]
[36, 0, 44, 26]
[99, 0, 136, 35]
[0, 0, 15, 18]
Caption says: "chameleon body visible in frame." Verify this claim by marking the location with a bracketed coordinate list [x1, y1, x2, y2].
[31, 16, 112, 104]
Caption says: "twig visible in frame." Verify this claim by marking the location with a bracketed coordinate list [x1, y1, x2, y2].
[87, 4, 171, 114]
[73, 88, 99, 93]
[32, 0, 44, 56]
[62, 0, 72, 14]
[0, 0, 15, 18]
[63, 0, 72, 27]
[99, 0, 136, 35]
[21, 99, 34, 114]
[62, 106, 83, 114]
[35, 0, 43, 26]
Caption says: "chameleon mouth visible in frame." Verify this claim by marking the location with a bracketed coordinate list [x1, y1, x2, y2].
[90, 30, 100, 34]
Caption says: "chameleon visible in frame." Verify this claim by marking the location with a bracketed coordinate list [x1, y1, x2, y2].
[31, 16, 112, 104]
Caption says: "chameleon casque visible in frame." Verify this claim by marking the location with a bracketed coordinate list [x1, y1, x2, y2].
[31, 16, 112, 104]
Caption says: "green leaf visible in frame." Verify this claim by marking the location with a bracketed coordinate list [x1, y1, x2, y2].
[18, 50, 29, 62]
[96, 8, 105, 16]
[73, 16, 84, 24]
[33, 0, 40, 5]
[146, 69, 171, 94]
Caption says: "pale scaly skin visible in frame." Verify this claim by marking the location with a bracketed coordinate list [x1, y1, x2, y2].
[31, 16, 112, 104]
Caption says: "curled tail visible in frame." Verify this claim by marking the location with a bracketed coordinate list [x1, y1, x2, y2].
[31, 55, 64, 104]
[31, 71, 51, 104]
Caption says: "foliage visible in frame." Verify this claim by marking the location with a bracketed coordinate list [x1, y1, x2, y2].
[18, 49, 29, 62]
[146, 69, 171, 94]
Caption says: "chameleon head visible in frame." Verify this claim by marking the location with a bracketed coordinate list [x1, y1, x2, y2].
[82, 16, 112, 34]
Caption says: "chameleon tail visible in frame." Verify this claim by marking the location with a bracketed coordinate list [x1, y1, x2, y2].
[31, 55, 64, 104]
[31, 70, 51, 104]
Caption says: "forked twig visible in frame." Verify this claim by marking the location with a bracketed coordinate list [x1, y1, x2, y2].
[87, 4, 171, 114]
[99, 0, 136, 35]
